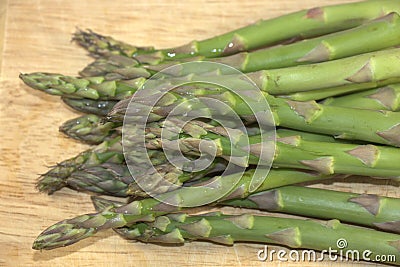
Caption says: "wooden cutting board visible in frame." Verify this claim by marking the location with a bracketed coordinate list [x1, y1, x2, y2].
[0, 0, 394, 266]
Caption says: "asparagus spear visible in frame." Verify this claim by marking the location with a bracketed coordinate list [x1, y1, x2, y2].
[222, 185, 400, 233]
[60, 84, 400, 119]
[53, 116, 367, 197]
[275, 128, 353, 144]
[61, 97, 118, 116]
[66, 157, 224, 197]
[59, 110, 349, 149]
[114, 212, 400, 265]
[276, 84, 371, 101]
[20, 50, 400, 147]
[32, 168, 338, 250]
[19, 72, 146, 100]
[38, 136, 192, 195]
[91, 183, 400, 235]
[66, 163, 134, 197]
[107, 83, 400, 147]
[143, 119, 400, 178]
[20, 47, 400, 100]
[323, 84, 400, 111]
[80, 13, 400, 79]
[43, 119, 227, 195]
[59, 114, 120, 145]
[72, 29, 155, 62]
[73, 0, 400, 63]
[80, 56, 151, 80]
[56, 125, 361, 197]
[37, 136, 124, 194]
[73, 29, 155, 60]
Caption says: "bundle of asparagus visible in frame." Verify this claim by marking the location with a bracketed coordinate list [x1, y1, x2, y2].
[20, 0, 400, 265]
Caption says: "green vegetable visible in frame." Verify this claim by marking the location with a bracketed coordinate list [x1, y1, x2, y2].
[323, 84, 400, 111]
[32, 168, 337, 250]
[81, 13, 400, 79]
[74, 0, 400, 63]
[61, 97, 118, 116]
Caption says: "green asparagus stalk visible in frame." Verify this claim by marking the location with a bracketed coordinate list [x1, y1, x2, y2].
[275, 128, 355, 144]
[37, 136, 124, 194]
[268, 96, 400, 147]
[55, 125, 360, 197]
[115, 212, 400, 265]
[323, 84, 400, 111]
[222, 186, 400, 232]
[59, 110, 351, 150]
[59, 114, 120, 145]
[245, 47, 400, 95]
[108, 83, 400, 146]
[91, 183, 400, 235]
[62, 97, 118, 116]
[92, 197, 397, 263]
[20, 53, 400, 146]
[66, 158, 224, 197]
[38, 138, 190, 195]
[276, 84, 372, 101]
[32, 168, 337, 250]
[144, 119, 400, 178]
[19, 72, 146, 100]
[79, 54, 152, 79]
[80, 13, 400, 79]
[20, 47, 400, 100]
[89, 199, 400, 266]
[66, 163, 135, 197]
[42, 121, 227, 195]
[73, 29, 155, 60]
[73, 0, 400, 63]
[60, 115, 117, 144]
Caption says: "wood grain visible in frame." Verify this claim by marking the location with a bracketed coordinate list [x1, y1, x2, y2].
[0, 0, 394, 266]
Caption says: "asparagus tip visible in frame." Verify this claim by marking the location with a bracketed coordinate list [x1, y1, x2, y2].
[36, 173, 67, 194]
[32, 217, 96, 250]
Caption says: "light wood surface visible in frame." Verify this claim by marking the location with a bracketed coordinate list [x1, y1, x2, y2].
[0, 0, 395, 266]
